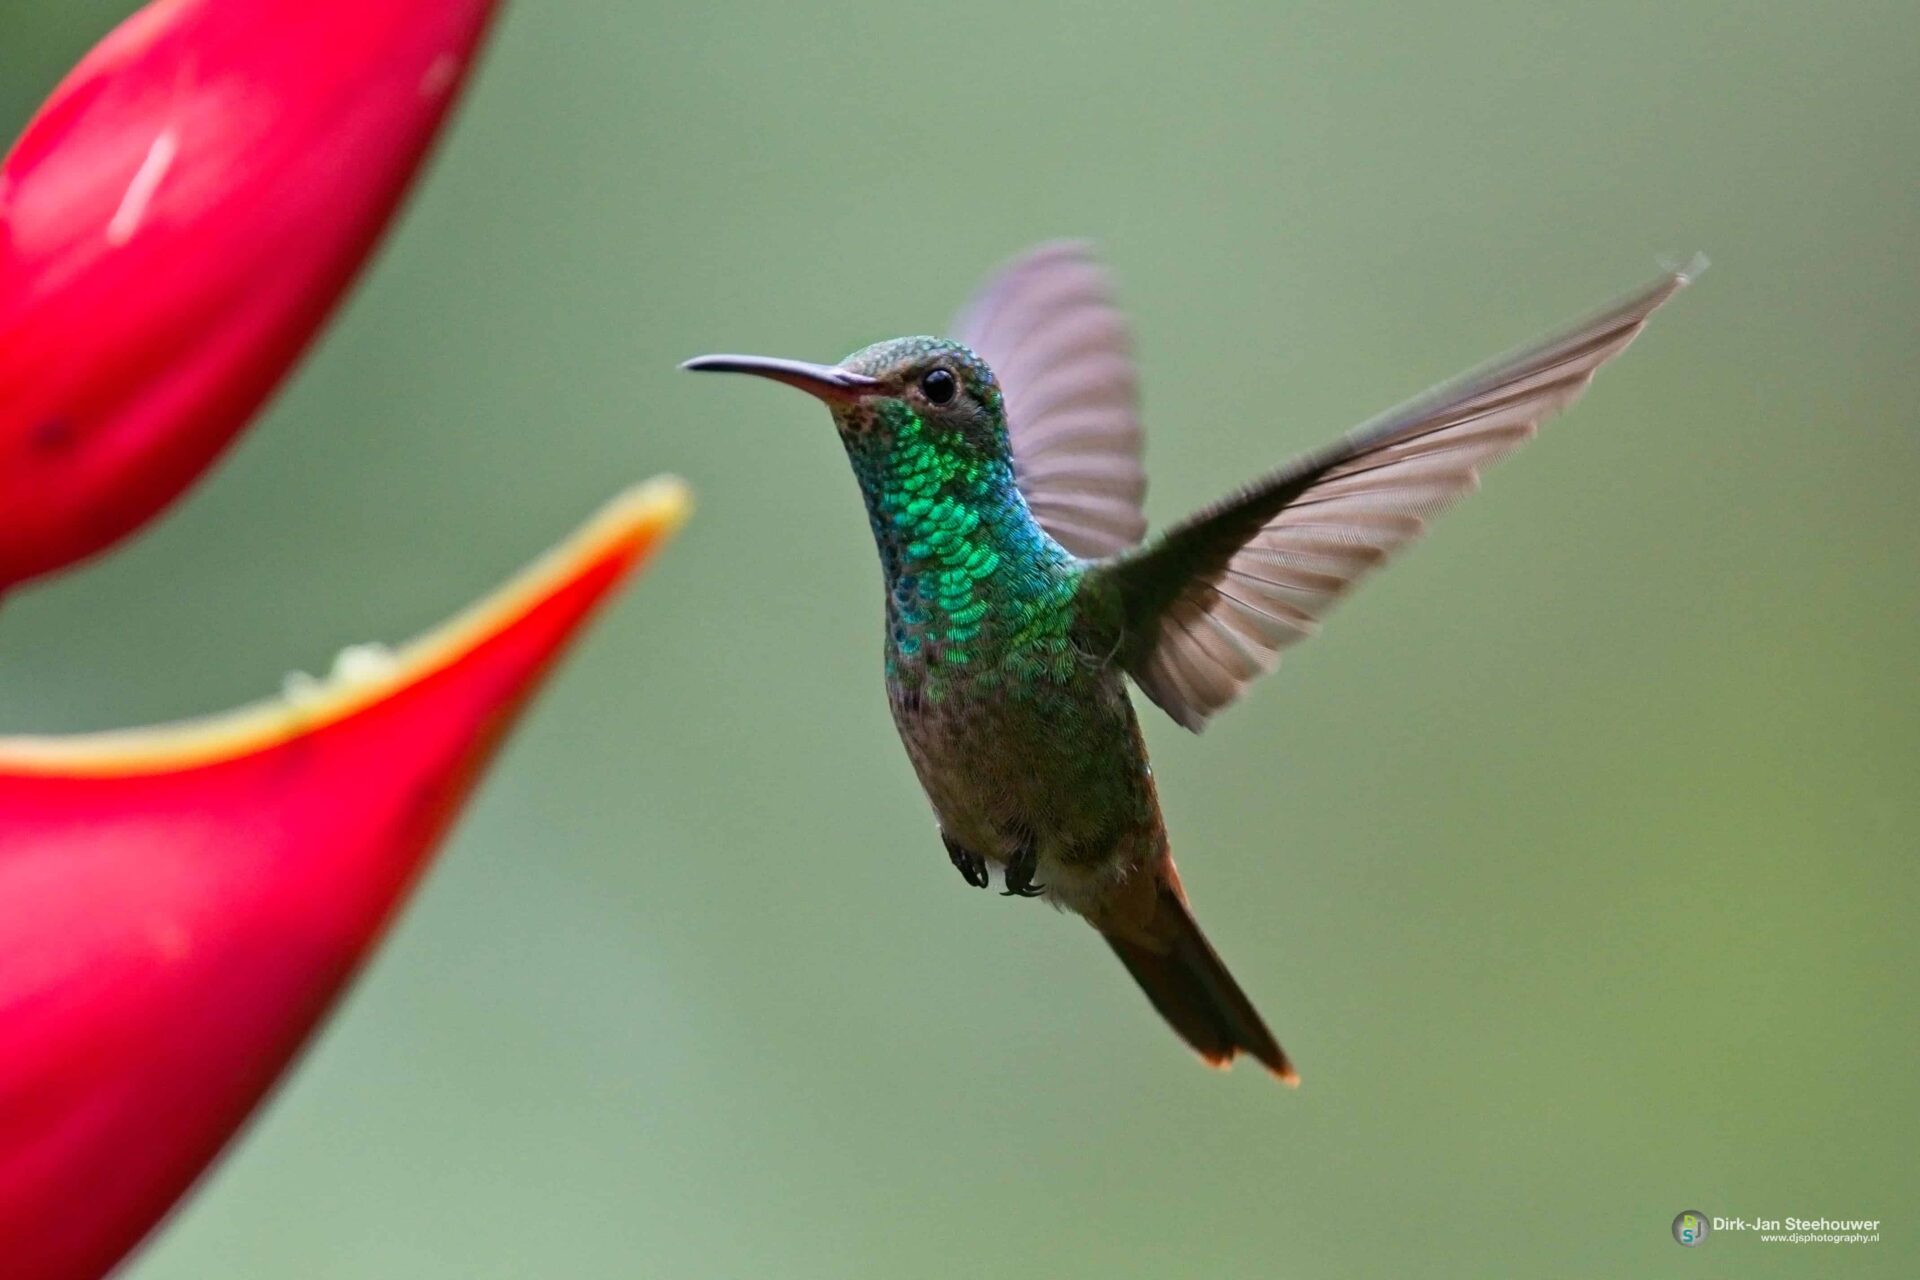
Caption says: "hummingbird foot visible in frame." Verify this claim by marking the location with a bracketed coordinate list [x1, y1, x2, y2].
[1000, 842, 1046, 898]
[943, 834, 991, 890]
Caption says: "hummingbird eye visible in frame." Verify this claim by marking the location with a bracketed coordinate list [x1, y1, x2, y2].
[919, 367, 958, 406]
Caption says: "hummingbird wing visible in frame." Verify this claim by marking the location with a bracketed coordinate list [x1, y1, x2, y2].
[1089, 261, 1703, 732]
[952, 241, 1148, 559]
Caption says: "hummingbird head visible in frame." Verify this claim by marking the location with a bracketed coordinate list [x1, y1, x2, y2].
[681, 336, 1010, 462]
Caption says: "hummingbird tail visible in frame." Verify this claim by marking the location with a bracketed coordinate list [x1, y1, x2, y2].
[1100, 871, 1297, 1085]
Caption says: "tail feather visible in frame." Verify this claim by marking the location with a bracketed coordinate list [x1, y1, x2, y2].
[1101, 873, 1297, 1085]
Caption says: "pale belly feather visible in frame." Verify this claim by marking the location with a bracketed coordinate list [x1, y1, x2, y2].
[888, 663, 1165, 914]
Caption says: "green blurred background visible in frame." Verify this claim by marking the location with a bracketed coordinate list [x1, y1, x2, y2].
[4, 1, 1915, 1275]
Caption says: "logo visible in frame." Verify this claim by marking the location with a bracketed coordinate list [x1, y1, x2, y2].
[1673, 1210, 1711, 1247]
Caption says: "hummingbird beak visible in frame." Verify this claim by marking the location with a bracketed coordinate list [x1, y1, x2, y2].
[679, 354, 880, 404]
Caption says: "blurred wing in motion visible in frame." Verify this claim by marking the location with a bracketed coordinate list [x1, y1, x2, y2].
[953, 241, 1148, 558]
[1093, 260, 1703, 731]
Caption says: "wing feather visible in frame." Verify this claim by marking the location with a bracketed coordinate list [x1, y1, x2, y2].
[953, 242, 1148, 558]
[1092, 260, 1702, 731]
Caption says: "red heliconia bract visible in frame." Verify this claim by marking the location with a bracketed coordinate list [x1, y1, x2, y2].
[0, 0, 501, 591]
[0, 478, 690, 1280]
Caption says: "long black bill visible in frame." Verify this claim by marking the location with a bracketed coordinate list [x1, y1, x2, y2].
[679, 354, 880, 403]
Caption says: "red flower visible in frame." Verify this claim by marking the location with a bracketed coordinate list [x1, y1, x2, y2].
[0, 478, 691, 1280]
[0, 0, 500, 591]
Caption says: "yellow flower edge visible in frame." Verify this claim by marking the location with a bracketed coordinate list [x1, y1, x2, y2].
[0, 476, 693, 778]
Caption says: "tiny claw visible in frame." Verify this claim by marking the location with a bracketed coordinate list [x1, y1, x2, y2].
[1001, 843, 1044, 898]
[943, 834, 991, 890]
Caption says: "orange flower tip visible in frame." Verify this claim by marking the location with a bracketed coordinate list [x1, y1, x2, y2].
[0, 475, 692, 778]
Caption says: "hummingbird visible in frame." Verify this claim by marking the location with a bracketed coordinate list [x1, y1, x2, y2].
[685, 243, 1699, 1083]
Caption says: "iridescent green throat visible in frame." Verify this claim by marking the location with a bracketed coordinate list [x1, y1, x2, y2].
[839, 401, 1080, 701]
